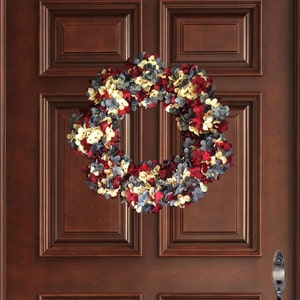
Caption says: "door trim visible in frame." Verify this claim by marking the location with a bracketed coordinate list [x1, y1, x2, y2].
[0, 0, 5, 298]
[294, 0, 300, 298]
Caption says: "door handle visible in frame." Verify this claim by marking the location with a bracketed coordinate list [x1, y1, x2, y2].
[272, 250, 285, 300]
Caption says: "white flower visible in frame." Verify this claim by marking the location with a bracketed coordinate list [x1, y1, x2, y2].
[87, 87, 98, 102]
[75, 126, 86, 142]
[175, 82, 197, 99]
[135, 76, 153, 92]
[138, 55, 159, 69]
[171, 70, 185, 87]
[86, 127, 103, 144]
[188, 125, 200, 135]
[216, 151, 227, 164]
[104, 126, 115, 143]
[200, 182, 208, 192]
[205, 98, 219, 107]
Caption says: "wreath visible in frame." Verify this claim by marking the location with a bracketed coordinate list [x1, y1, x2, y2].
[67, 52, 232, 213]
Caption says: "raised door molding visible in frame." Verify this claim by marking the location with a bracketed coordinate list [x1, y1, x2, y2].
[39, 293, 143, 300]
[159, 93, 262, 257]
[39, 93, 142, 257]
[160, 0, 262, 76]
[159, 293, 262, 300]
[39, 0, 142, 77]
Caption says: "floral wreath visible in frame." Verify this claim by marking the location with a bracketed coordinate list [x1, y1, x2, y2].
[67, 52, 232, 213]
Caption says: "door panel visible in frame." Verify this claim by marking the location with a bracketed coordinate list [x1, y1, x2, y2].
[159, 92, 261, 257]
[39, 94, 142, 257]
[159, 0, 262, 76]
[39, 0, 141, 76]
[3, 0, 298, 299]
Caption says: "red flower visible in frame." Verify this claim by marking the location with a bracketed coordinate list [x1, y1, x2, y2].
[100, 121, 110, 132]
[217, 121, 228, 133]
[87, 150, 94, 159]
[88, 174, 98, 184]
[155, 77, 168, 90]
[144, 52, 158, 60]
[139, 162, 151, 172]
[99, 68, 119, 81]
[203, 151, 211, 161]
[191, 101, 204, 114]
[167, 192, 175, 201]
[151, 203, 162, 213]
[190, 117, 203, 129]
[118, 105, 131, 116]
[189, 167, 201, 178]
[80, 139, 90, 153]
[125, 190, 138, 204]
[155, 191, 164, 203]
[191, 75, 207, 93]
[148, 178, 155, 186]
[191, 149, 204, 164]
[113, 176, 121, 188]
[180, 64, 189, 73]
[126, 164, 139, 177]
[217, 141, 232, 151]
[135, 90, 147, 102]
[95, 92, 101, 102]
[159, 168, 170, 180]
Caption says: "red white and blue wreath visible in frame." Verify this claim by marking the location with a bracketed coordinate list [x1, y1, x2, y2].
[67, 52, 232, 213]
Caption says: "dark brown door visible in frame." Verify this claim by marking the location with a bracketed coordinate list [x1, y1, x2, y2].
[3, 0, 299, 299]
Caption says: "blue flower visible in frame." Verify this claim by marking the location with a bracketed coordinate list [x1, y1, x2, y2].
[110, 155, 121, 165]
[85, 180, 98, 192]
[191, 186, 206, 202]
[174, 184, 186, 196]
[90, 75, 102, 89]
[164, 93, 174, 104]
[116, 73, 131, 90]
[112, 166, 123, 176]
[143, 69, 161, 83]
[206, 164, 226, 178]
[90, 107, 105, 126]
[185, 177, 199, 187]
[139, 190, 150, 201]
[142, 96, 161, 107]
[90, 143, 103, 153]
[128, 84, 142, 95]
[200, 136, 214, 151]
[101, 98, 119, 110]
[168, 107, 180, 114]
[200, 92, 210, 103]
[175, 97, 186, 107]
[141, 204, 154, 213]
[90, 161, 104, 172]
[212, 105, 230, 120]
[183, 137, 194, 148]
[177, 162, 188, 174]
[70, 113, 81, 127]
[106, 145, 119, 156]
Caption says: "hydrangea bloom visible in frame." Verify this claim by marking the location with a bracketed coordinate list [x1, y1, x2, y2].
[67, 52, 232, 213]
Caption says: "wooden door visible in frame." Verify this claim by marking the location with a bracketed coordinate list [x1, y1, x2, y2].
[2, 0, 300, 299]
